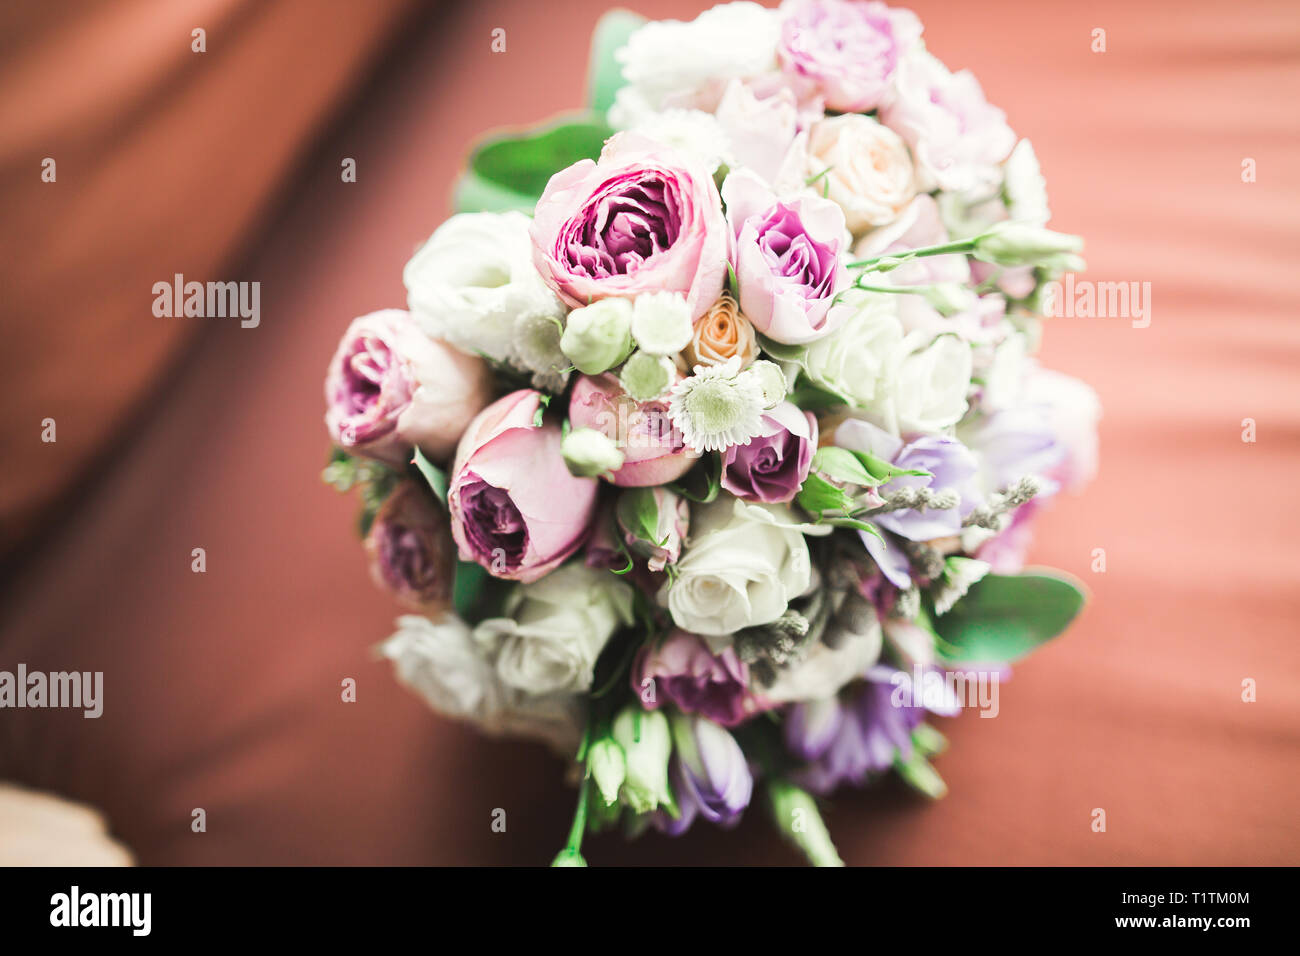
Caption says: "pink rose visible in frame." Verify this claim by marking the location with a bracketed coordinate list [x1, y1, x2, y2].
[777, 0, 923, 112]
[632, 630, 770, 727]
[880, 50, 1016, 193]
[529, 132, 727, 321]
[723, 169, 850, 344]
[721, 401, 817, 504]
[448, 390, 598, 582]
[324, 309, 491, 466]
[568, 374, 697, 487]
[364, 481, 455, 610]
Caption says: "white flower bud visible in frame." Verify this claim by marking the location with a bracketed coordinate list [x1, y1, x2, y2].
[630, 291, 693, 355]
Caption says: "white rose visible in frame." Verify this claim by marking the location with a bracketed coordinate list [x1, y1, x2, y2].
[661, 498, 829, 644]
[403, 211, 563, 366]
[762, 625, 883, 703]
[483, 689, 586, 756]
[807, 115, 917, 235]
[378, 612, 501, 722]
[476, 564, 635, 695]
[801, 290, 905, 407]
[379, 611, 587, 754]
[610, 1, 780, 127]
[876, 331, 973, 434]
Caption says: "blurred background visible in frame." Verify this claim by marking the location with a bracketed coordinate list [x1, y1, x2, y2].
[1, 0, 1297, 865]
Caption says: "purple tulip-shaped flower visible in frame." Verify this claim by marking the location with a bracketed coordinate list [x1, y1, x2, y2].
[786, 665, 959, 795]
[654, 713, 754, 836]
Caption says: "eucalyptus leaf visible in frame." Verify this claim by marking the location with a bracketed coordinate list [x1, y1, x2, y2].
[932, 570, 1087, 663]
[454, 114, 614, 214]
[586, 10, 645, 113]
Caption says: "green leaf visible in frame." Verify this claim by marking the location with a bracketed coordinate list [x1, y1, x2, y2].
[756, 335, 808, 364]
[615, 487, 660, 544]
[411, 447, 448, 507]
[932, 570, 1087, 663]
[811, 446, 879, 487]
[454, 113, 614, 213]
[796, 472, 855, 517]
[850, 449, 931, 483]
[586, 10, 645, 114]
[451, 560, 513, 625]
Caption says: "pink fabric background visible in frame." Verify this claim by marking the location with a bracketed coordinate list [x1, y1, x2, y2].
[1, 0, 1297, 864]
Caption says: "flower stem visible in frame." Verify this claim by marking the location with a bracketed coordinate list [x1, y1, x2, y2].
[552, 724, 593, 867]
[847, 237, 979, 272]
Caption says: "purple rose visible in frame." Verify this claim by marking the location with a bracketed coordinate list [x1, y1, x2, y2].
[448, 390, 598, 582]
[529, 133, 727, 321]
[364, 481, 455, 609]
[654, 714, 754, 836]
[723, 169, 849, 345]
[721, 400, 817, 504]
[777, 0, 923, 113]
[324, 309, 492, 466]
[632, 630, 769, 727]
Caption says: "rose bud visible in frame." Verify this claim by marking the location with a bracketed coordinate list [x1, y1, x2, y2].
[612, 706, 676, 815]
[530, 132, 727, 321]
[364, 481, 456, 609]
[568, 374, 696, 487]
[448, 389, 598, 582]
[324, 309, 492, 466]
[720, 400, 817, 504]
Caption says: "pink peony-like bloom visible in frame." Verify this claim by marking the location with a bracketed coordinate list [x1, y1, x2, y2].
[568, 374, 697, 487]
[721, 401, 817, 504]
[365, 481, 455, 610]
[448, 390, 598, 582]
[324, 309, 492, 466]
[880, 50, 1016, 194]
[632, 630, 770, 727]
[529, 132, 727, 321]
[777, 0, 923, 113]
[723, 169, 850, 345]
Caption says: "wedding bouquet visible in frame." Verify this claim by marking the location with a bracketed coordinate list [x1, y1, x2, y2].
[322, 0, 1099, 866]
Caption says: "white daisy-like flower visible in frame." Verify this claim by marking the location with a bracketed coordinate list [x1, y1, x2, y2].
[666, 357, 766, 452]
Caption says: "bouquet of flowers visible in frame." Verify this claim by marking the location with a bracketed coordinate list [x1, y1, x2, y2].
[322, 0, 1099, 866]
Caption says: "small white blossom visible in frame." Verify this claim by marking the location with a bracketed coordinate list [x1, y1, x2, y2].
[667, 357, 766, 452]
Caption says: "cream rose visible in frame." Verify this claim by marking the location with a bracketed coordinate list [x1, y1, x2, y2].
[661, 498, 829, 643]
[475, 564, 635, 695]
[807, 114, 917, 235]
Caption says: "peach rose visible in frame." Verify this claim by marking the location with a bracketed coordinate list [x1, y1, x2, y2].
[684, 295, 758, 369]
